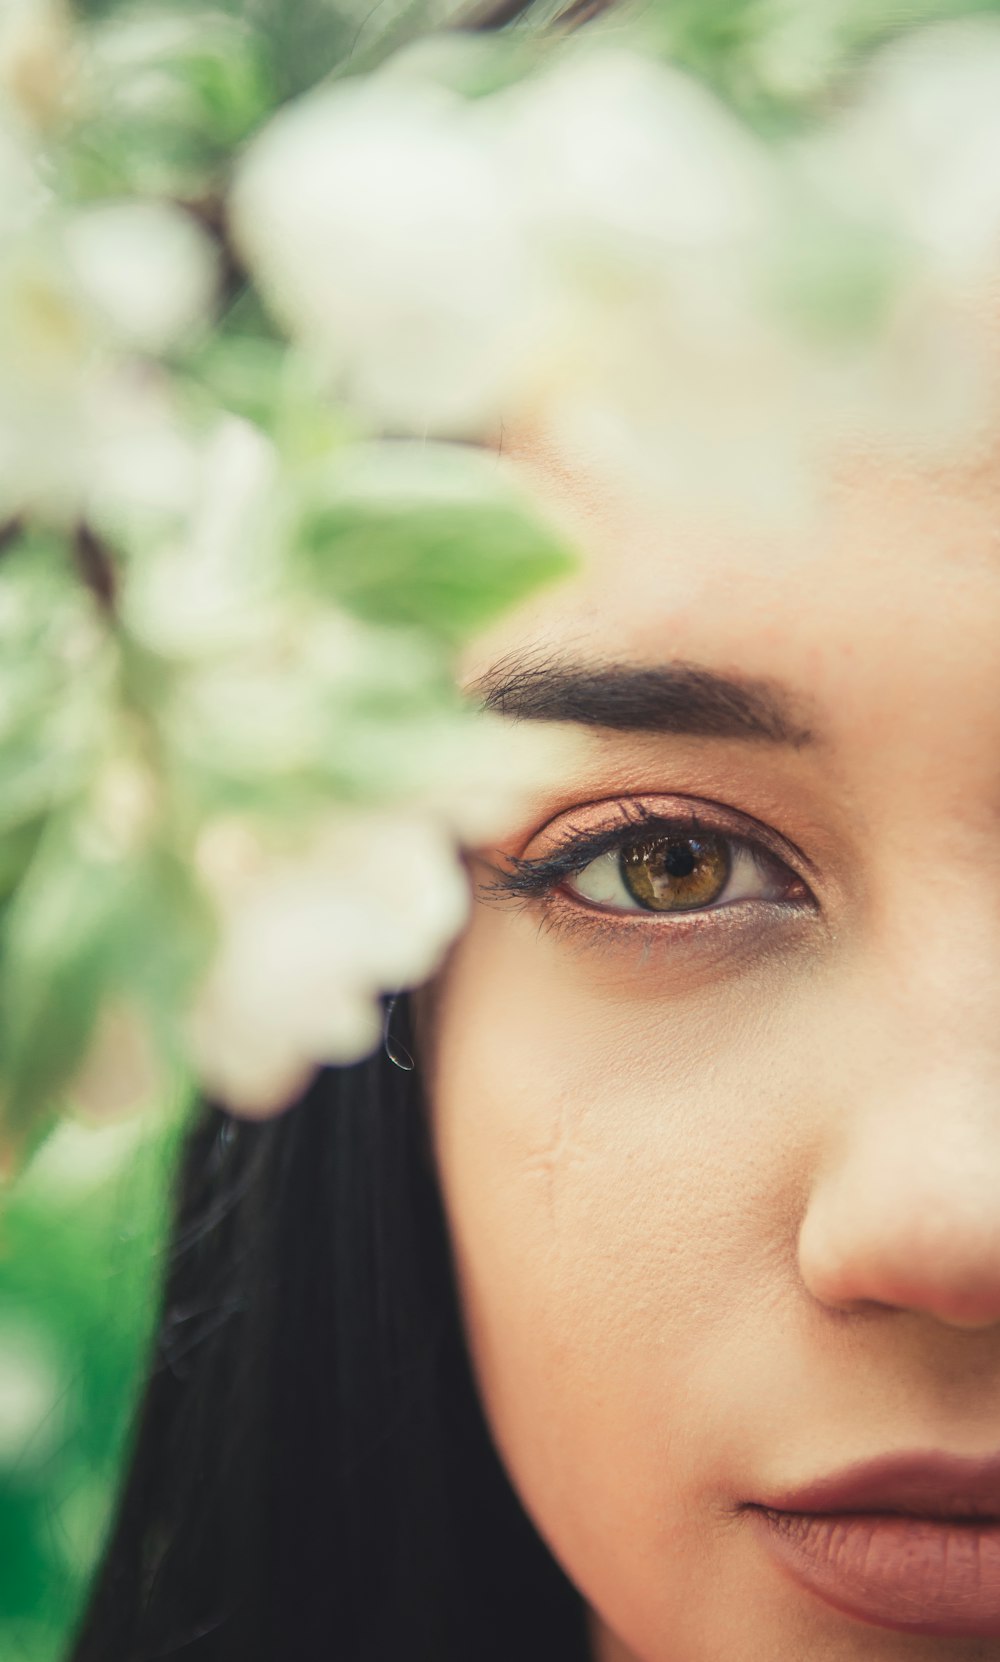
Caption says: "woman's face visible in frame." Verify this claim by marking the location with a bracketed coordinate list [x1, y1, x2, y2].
[420, 424, 1000, 1661]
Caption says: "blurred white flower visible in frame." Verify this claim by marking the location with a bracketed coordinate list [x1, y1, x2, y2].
[0, 212, 206, 524]
[120, 415, 282, 656]
[511, 33, 1000, 510]
[231, 45, 779, 441]
[63, 200, 218, 355]
[84, 366, 201, 526]
[358, 705, 586, 845]
[187, 811, 470, 1115]
[493, 48, 775, 265]
[233, 28, 1000, 513]
[230, 75, 560, 433]
[829, 20, 1000, 277]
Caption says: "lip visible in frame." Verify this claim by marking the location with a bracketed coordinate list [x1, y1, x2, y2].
[748, 1453, 1000, 1639]
[759, 1449, 1000, 1519]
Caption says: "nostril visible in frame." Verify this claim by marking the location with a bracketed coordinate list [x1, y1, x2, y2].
[799, 1215, 1000, 1329]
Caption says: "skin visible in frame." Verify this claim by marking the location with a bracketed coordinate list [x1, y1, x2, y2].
[417, 411, 1000, 1662]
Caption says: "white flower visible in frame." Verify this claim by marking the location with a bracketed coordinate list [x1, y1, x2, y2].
[83, 365, 201, 528]
[120, 415, 282, 657]
[493, 47, 775, 265]
[830, 20, 1000, 276]
[63, 200, 217, 355]
[0, 214, 205, 525]
[186, 810, 470, 1116]
[230, 75, 558, 434]
[361, 705, 586, 846]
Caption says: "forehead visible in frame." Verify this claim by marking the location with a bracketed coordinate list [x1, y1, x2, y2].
[466, 426, 1000, 741]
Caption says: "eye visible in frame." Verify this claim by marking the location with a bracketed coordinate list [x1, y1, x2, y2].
[567, 827, 799, 915]
[485, 797, 813, 930]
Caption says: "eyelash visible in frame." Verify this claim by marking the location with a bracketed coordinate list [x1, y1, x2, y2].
[483, 799, 814, 927]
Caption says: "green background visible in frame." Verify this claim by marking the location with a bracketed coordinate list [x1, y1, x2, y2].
[0, 1115, 181, 1662]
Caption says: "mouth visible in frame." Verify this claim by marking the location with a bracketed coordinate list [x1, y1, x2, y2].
[746, 1451, 1000, 1639]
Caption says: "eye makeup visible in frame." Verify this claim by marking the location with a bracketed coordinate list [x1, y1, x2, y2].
[481, 796, 817, 939]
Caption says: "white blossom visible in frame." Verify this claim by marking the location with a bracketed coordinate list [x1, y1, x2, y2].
[186, 811, 470, 1116]
[365, 708, 583, 846]
[493, 47, 775, 265]
[828, 20, 1000, 276]
[232, 29, 1000, 516]
[120, 415, 283, 657]
[0, 216, 206, 525]
[63, 200, 217, 356]
[230, 74, 560, 433]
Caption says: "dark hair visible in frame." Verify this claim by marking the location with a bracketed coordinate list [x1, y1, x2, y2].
[71, 999, 591, 1661]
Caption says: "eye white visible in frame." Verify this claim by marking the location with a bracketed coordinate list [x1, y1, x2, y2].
[566, 838, 784, 914]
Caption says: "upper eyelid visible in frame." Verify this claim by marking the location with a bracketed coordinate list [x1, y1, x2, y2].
[522, 794, 813, 879]
[536, 807, 711, 871]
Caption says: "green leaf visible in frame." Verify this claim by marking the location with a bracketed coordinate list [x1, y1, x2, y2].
[293, 442, 578, 644]
[63, 7, 277, 201]
[0, 1112, 182, 1657]
[0, 817, 214, 1144]
[0, 821, 48, 911]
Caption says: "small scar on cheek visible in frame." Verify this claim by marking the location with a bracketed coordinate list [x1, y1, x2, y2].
[516, 1093, 594, 1227]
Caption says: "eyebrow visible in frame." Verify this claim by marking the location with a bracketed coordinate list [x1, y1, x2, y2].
[472, 655, 817, 747]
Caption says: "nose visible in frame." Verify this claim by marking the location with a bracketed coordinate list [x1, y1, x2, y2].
[798, 955, 1000, 1331]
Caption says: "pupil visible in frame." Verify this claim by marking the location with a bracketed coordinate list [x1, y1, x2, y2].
[664, 844, 697, 877]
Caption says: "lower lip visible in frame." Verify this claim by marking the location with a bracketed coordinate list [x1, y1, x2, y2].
[749, 1507, 1000, 1638]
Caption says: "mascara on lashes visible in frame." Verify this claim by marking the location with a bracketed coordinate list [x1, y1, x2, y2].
[481, 800, 809, 913]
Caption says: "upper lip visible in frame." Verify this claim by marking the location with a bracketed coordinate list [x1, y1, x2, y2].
[754, 1451, 1000, 1520]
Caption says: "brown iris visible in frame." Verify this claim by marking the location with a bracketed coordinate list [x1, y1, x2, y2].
[620, 832, 731, 912]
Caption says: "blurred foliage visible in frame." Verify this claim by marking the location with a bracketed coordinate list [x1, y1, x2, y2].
[0, 0, 571, 1646]
[0, 1113, 182, 1661]
[69, 0, 470, 97]
[559, 0, 1000, 133]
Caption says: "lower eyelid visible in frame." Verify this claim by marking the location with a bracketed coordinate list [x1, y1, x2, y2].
[538, 890, 819, 966]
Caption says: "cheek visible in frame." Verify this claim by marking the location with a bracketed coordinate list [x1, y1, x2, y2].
[423, 902, 816, 1638]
